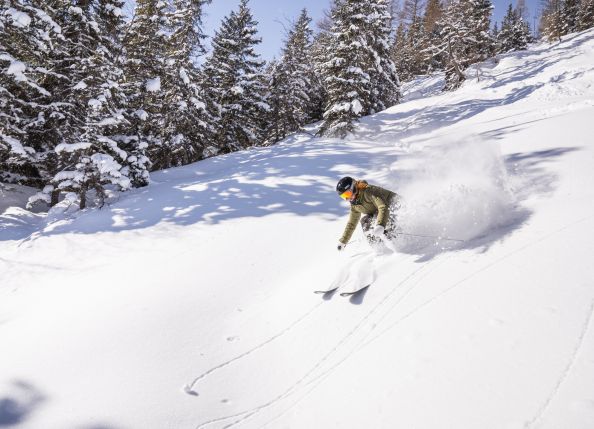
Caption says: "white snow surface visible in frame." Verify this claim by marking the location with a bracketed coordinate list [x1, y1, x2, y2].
[146, 77, 161, 92]
[2, 30, 594, 429]
[5, 8, 31, 28]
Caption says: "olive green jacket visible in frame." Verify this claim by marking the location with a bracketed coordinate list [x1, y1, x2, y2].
[339, 182, 396, 245]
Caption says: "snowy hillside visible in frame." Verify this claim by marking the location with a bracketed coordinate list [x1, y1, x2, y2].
[2, 30, 594, 429]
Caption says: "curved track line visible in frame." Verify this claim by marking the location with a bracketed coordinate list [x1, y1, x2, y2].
[259, 214, 594, 428]
[255, 256, 451, 429]
[361, 213, 594, 349]
[184, 300, 325, 395]
[526, 298, 594, 428]
[195, 255, 433, 429]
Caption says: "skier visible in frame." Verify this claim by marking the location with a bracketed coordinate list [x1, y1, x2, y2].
[335, 176, 400, 251]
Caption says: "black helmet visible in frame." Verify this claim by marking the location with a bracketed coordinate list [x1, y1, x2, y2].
[336, 176, 355, 195]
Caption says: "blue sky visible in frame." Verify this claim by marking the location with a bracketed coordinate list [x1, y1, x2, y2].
[200, 0, 541, 60]
[124, 0, 541, 61]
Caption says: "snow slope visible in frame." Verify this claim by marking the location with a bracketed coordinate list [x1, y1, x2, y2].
[1, 30, 594, 429]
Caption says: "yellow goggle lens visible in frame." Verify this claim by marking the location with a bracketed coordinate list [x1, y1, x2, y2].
[340, 190, 354, 200]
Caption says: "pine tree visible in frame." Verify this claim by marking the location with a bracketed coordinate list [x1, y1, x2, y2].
[435, 0, 472, 90]
[97, 0, 150, 188]
[0, 0, 58, 188]
[393, 0, 427, 81]
[366, 0, 400, 112]
[578, 0, 594, 30]
[467, 0, 496, 63]
[420, 0, 445, 72]
[562, 0, 581, 33]
[318, 0, 400, 137]
[428, 0, 495, 90]
[123, 0, 168, 170]
[161, 0, 215, 166]
[30, 0, 135, 209]
[498, 3, 533, 53]
[266, 9, 320, 143]
[318, 0, 373, 137]
[540, 0, 564, 41]
[201, 0, 269, 152]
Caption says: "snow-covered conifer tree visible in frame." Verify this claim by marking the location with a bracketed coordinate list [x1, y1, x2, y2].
[429, 0, 495, 90]
[160, 0, 216, 166]
[30, 0, 134, 209]
[562, 0, 581, 33]
[96, 0, 150, 188]
[366, 0, 400, 112]
[540, 0, 564, 41]
[578, 0, 594, 30]
[420, 0, 445, 72]
[497, 3, 533, 53]
[201, 0, 269, 152]
[265, 9, 320, 143]
[318, 0, 373, 137]
[434, 0, 472, 90]
[393, 0, 427, 81]
[0, 0, 58, 187]
[123, 0, 168, 169]
[318, 0, 400, 137]
[468, 0, 496, 62]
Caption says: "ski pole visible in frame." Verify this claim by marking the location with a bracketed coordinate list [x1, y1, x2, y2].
[397, 232, 466, 243]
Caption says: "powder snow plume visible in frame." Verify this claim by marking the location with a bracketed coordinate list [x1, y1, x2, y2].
[390, 136, 519, 253]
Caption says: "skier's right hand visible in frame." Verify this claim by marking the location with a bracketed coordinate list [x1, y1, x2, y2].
[337, 241, 346, 251]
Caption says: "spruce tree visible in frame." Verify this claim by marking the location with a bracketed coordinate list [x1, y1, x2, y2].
[578, 0, 594, 30]
[123, 0, 168, 170]
[97, 0, 150, 188]
[540, 0, 564, 41]
[32, 0, 134, 209]
[266, 9, 320, 143]
[562, 0, 581, 33]
[0, 0, 58, 188]
[420, 0, 445, 72]
[318, 0, 373, 137]
[467, 0, 496, 63]
[394, 0, 427, 81]
[367, 0, 400, 112]
[318, 0, 400, 137]
[201, 0, 269, 152]
[161, 0, 215, 166]
[498, 3, 533, 53]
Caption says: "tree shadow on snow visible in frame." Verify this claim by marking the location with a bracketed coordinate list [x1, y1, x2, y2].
[3, 136, 396, 241]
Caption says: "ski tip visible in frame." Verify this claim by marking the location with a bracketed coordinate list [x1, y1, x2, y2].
[314, 288, 338, 295]
[340, 285, 371, 297]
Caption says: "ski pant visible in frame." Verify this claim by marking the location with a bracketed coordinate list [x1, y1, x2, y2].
[360, 198, 401, 244]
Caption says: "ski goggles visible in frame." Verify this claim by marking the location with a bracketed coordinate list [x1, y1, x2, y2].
[339, 189, 354, 200]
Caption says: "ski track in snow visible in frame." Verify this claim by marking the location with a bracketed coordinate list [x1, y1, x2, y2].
[526, 298, 594, 429]
[256, 255, 454, 429]
[185, 248, 380, 396]
[2, 30, 594, 429]
[194, 253, 441, 429]
[183, 300, 325, 395]
[361, 213, 594, 350]
[231, 213, 594, 429]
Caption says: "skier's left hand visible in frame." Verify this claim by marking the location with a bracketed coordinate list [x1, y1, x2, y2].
[373, 225, 385, 236]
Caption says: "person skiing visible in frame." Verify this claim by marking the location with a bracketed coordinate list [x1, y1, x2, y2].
[335, 176, 400, 251]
